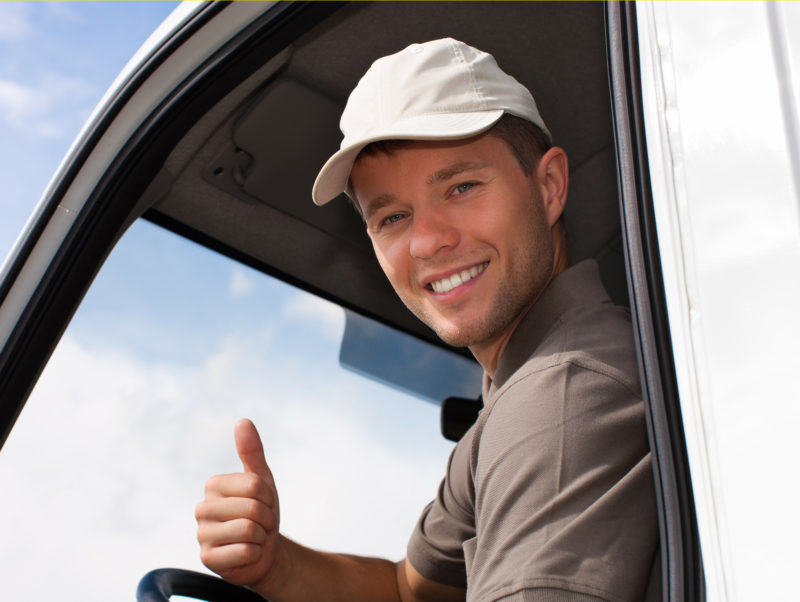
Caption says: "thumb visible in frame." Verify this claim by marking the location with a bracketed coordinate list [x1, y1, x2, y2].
[234, 418, 270, 480]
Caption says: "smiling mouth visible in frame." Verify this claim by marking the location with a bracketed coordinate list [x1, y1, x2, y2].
[427, 262, 489, 294]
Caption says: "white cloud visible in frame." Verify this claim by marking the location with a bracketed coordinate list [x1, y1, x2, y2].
[228, 266, 254, 298]
[0, 3, 82, 43]
[42, 1, 83, 22]
[282, 291, 345, 342]
[0, 327, 450, 600]
[0, 74, 97, 139]
[0, 79, 48, 123]
[0, 3, 33, 42]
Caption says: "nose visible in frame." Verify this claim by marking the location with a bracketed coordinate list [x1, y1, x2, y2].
[409, 206, 460, 259]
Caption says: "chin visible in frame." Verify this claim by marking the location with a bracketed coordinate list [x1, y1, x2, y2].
[404, 297, 518, 349]
[427, 295, 531, 350]
[410, 312, 481, 348]
[430, 318, 497, 349]
[432, 327, 474, 349]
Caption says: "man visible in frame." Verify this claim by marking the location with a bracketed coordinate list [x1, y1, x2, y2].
[195, 38, 658, 601]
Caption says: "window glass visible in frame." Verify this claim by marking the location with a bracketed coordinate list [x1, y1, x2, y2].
[0, 219, 455, 600]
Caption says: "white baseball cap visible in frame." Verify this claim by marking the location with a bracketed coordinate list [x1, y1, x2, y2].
[312, 37, 551, 206]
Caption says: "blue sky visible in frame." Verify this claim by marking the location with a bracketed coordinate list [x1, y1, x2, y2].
[0, 2, 183, 259]
[0, 4, 456, 599]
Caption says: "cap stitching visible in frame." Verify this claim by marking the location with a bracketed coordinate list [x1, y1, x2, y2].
[377, 57, 385, 127]
[450, 40, 486, 111]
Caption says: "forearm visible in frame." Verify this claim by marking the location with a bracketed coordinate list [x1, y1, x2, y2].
[251, 535, 402, 602]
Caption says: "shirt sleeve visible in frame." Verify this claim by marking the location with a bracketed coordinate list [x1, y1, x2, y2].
[469, 359, 658, 602]
[406, 428, 476, 589]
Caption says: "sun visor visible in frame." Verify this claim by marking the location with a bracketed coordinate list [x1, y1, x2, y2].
[229, 78, 368, 250]
[339, 310, 483, 405]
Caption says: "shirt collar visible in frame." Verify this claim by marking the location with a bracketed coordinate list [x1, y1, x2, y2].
[482, 259, 611, 399]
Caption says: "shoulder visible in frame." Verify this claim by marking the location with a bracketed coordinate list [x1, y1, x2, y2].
[477, 357, 648, 472]
[542, 299, 639, 389]
[474, 307, 648, 480]
[488, 299, 642, 420]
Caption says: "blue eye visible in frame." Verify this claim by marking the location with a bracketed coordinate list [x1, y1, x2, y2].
[383, 213, 405, 226]
[454, 182, 475, 195]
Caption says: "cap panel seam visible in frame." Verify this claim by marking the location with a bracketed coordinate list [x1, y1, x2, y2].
[377, 60, 385, 127]
[449, 40, 487, 111]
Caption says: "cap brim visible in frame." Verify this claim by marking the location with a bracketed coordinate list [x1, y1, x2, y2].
[312, 109, 505, 206]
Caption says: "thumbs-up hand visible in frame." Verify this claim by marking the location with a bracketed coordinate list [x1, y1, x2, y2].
[196, 419, 282, 589]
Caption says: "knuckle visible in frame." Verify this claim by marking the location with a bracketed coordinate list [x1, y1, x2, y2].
[243, 474, 262, 498]
[241, 543, 261, 564]
[245, 499, 262, 518]
[204, 475, 221, 495]
[240, 519, 260, 541]
[194, 502, 207, 520]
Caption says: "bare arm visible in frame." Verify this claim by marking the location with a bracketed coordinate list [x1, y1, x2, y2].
[195, 419, 465, 602]
[398, 558, 466, 602]
[248, 537, 464, 602]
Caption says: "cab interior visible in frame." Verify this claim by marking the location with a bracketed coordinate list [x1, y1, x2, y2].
[141, 1, 629, 356]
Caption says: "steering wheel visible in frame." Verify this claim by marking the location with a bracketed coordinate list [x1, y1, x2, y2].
[137, 568, 268, 601]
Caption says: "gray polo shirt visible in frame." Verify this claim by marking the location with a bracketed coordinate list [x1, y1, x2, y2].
[407, 260, 658, 602]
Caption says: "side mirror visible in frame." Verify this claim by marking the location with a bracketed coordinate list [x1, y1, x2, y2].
[441, 396, 482, 442]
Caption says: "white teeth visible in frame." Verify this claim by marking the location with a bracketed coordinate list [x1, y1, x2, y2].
[429, 262, 487, 294]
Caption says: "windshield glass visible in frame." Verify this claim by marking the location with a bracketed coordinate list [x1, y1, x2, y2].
[0, 219, 455, 599]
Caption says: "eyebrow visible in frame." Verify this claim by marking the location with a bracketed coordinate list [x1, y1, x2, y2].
[362, 194, 398, 223]
[427, 161, 489, 185]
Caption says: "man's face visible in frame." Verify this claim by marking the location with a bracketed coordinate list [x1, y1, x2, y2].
[350, 134, 556, 348]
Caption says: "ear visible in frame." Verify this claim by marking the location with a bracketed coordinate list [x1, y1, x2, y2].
[534, 147, 568, 227]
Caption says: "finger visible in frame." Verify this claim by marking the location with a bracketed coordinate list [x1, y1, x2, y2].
[235, 419, 274, 484]
[201, 542, 262, 571]
[204, 473, 275, 506]
[197, 518, 267, 547]
[195, 497, 276, 532]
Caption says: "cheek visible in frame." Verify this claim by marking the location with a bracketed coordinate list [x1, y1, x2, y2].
[372, 240, 406, 285]
[466, 188, 527, 237]
[467, 210, 512, 252]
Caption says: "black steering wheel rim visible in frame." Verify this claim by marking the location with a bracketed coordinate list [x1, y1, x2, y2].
[136, 568, 267, 602]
